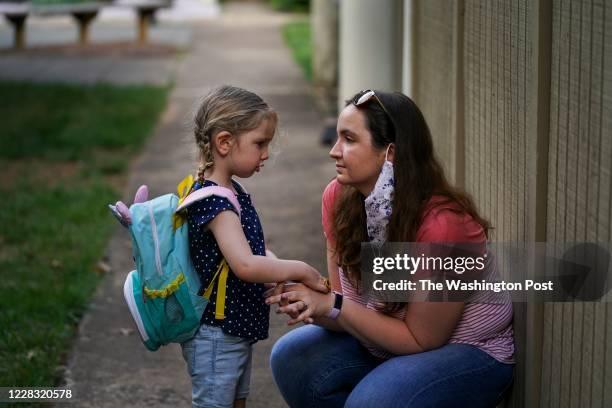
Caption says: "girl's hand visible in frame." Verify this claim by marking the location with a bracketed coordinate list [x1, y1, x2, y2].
[302, 264, 331, 294]
[266, 283, 334, 325]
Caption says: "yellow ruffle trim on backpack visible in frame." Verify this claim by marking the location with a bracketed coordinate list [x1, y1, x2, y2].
[173, 174, 195, 230]
[144, 273, 185, 299]
[142, 260, 227, 320]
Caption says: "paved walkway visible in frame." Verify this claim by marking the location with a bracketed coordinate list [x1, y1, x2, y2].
[39, 2, 335, 407]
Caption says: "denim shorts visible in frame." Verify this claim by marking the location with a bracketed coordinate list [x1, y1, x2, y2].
[181, 324, 253, 408]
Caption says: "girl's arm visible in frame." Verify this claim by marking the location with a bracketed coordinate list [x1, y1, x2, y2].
[207, 210, 327, 292]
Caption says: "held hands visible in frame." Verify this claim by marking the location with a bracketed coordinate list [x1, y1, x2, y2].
[265, 282, 334, 326]
[262, 254, 331, 325]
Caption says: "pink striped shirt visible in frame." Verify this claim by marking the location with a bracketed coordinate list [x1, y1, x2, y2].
[322, 179, 514, 364]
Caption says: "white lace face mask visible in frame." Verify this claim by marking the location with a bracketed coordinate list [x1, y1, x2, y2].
[364, 145, 394, 243]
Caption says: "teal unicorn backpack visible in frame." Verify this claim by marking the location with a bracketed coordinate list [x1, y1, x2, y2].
[109, 175, 241, 351]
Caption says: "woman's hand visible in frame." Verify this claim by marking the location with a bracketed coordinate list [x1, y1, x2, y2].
[263, 282, 289, 305]
[264, 282, 298, 318]
[266, 283, 334, 325]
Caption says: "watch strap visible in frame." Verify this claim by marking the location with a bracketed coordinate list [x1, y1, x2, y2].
[326, 291, 343, 320]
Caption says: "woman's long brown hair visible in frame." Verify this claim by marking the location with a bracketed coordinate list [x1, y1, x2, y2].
[332, 91, 490, 313]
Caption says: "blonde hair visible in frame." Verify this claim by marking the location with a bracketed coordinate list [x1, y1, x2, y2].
[194, 85, 277, 182]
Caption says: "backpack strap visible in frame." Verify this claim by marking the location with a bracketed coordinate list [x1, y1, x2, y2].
[175, 186, 241, 217]
[201, 258, 230, 320]
[231, 178, 248, 195]
[177, 184, 240, 321]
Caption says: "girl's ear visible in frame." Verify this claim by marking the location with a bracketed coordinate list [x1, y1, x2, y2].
[214, 131, 234, 156]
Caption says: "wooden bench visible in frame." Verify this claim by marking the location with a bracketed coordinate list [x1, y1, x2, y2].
[33, 2, 106, 45]
[0, 1, 30, 49]
[113, 0, 171, 44]
[0, 1, 106, 49]
[1, 0, 171, 49]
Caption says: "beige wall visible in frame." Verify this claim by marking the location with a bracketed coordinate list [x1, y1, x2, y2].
[410, 0, 462, 185]
[463, 0, 539, 244]
[408, 0, 612, 407]
[461, 2, 543, 406]
[541, 0, 612, 407]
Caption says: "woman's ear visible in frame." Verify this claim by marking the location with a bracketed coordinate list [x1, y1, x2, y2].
[385, 143, 395, 163]
[214, 131, 234, 156]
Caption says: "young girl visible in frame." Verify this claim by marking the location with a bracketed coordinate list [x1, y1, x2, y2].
[180, 85, 328, 408]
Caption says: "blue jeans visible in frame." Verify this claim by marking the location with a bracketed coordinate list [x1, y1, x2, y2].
[270, 325, 514, 408]
[181, 324, 252, 408]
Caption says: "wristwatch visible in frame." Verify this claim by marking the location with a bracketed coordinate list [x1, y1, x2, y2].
[326, 291, 343, 320]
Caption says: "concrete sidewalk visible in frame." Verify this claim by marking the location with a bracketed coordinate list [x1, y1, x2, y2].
[60, 3, 334, 407]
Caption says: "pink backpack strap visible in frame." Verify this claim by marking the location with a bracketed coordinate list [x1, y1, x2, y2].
[175, 186, 241, 217]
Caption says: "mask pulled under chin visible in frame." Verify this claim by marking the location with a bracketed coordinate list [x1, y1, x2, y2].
[364, 160, 394, 243]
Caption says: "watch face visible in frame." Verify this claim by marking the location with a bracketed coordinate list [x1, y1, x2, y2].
[333, 293, 342, 309]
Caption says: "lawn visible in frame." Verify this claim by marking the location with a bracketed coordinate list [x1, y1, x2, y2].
[282, 19, 312, 82]
[0, 81, 168, 389]
[268, 0, 310, 13]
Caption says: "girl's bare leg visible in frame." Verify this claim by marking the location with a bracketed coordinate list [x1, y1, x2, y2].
[234, 398, 246, 408]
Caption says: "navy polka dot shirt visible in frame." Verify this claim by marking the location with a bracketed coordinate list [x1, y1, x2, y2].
[186, 179, 269, 342]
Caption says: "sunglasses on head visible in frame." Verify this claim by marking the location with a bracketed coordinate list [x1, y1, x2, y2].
[353, 89, 393, 119]
[353, 89, 398, 134]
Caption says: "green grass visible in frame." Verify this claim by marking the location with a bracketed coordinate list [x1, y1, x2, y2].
[0, 81, 168, 389]
[268, 0, 310, 13]
[281, 20, 312, 82]
[0, 82, 166, 160]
